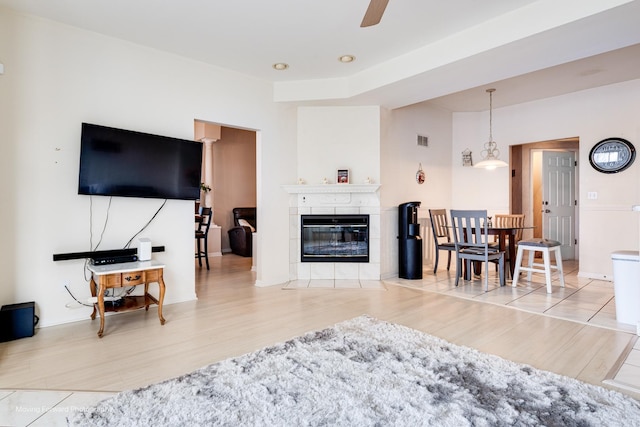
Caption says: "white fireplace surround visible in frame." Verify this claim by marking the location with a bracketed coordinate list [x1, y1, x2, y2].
[284, 184, 381, 281]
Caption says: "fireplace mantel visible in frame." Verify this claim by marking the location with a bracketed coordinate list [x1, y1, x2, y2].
[282, 184, 380, 194]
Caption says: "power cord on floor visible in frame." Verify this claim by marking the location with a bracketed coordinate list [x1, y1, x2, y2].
[64, 285, 94, 308]
[64, 283, 138, 309]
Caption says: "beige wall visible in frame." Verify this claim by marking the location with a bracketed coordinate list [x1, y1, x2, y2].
[212, 126, 257, 251]
[451, 80, 640, 279]
[383, 102, 453, 209]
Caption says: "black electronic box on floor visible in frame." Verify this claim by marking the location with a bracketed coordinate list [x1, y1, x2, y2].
[0, 301, 37, 342]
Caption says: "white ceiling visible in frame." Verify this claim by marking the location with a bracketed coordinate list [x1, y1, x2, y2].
[2, 0, 640, 111]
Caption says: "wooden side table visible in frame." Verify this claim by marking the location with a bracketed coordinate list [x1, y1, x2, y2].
[87, 260, 166, 337]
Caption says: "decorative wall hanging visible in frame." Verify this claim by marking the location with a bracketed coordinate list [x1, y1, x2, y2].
[589, 137, 635, 174]
[416, 163, 425, 184]
[462, 149, 473, 166]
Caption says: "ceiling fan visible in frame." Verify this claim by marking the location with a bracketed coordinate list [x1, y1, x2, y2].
[360, 0, 389, 27]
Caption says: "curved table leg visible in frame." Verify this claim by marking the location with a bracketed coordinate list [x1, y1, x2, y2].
[157, 274, 166, 325]
[89, 276, 97, 321]
[145, 282, 150, 311]
[97, 281, 106, 338]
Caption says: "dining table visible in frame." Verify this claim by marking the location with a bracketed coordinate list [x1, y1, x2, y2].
[486, 226, 522, 279]
[454, 224, 533, 280]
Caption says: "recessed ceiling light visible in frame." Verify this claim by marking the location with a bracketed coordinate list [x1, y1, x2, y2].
[338, 55, 355, 63]
[272, 63, 289, 70]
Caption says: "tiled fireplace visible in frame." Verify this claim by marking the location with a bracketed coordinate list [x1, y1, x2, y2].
[283, 184, 381, 280]
[301, 214, 370, 263]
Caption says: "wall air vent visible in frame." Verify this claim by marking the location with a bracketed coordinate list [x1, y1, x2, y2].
[417, 134, 428, 147]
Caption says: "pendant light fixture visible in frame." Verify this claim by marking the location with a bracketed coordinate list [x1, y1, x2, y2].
[474, 88, 508, 170]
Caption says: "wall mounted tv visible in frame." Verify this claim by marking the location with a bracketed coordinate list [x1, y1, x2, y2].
[78, 123, 203, 200]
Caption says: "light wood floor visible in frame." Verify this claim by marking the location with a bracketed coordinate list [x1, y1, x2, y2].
[1, 254, 638, 399]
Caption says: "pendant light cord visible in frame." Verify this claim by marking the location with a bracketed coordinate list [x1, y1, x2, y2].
[487, 88, 495, 143]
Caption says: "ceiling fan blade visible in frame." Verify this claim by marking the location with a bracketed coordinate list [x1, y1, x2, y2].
[360, 0, 389, 27]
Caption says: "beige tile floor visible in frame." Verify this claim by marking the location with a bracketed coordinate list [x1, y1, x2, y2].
[3, 258, 639, 426]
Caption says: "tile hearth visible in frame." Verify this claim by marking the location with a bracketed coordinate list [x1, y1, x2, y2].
[283, 279, 386, 290]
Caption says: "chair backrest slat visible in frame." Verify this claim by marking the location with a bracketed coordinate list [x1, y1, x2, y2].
[494, 214, 525, 242]
[429, 209, 451, 242]
[450, 209, 506, 289]
[197, 207, 213, 234]
[450, 209, 489, 249]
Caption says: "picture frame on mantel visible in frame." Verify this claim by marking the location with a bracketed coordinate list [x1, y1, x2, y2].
[337, 169, 350, 184]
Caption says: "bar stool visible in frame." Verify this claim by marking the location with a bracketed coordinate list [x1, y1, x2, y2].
[511, 239, 565, 293]
[195, 207, 212, 270]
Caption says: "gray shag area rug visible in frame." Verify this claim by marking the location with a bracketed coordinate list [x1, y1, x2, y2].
[68, 315, 640, 426]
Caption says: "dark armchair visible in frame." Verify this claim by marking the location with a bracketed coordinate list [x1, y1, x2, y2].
[228, 207, 256, 257]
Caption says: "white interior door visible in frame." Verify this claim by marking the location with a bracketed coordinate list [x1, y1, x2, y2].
[542, 150, 576, 259]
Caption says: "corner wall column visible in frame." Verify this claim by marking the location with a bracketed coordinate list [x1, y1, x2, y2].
[201, 140, 215, 221]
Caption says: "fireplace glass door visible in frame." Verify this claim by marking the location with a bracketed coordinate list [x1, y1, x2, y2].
[301, 215, 369, 263]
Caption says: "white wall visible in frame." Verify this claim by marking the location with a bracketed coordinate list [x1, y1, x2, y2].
[297, 106, 381, 185]
[0, 9, 294, 326]
[294, 106, 382, 279]
[450, 110, 511, 214]
[379, 103, 454, 277]
[383, 103, 454, 209]
[295, 104, 454, 279]
[451, 80, 640, 278]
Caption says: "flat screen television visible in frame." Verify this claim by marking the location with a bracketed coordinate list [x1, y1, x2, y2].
[78, 123, 203, 200]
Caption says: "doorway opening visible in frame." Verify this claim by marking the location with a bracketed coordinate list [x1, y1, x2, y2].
[510, 137, 579, 260]
[194, 119, 257, 268]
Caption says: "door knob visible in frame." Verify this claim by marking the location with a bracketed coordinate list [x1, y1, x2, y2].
[544, 209, 551, 213]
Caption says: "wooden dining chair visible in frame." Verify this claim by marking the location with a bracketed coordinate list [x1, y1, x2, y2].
[450, 209, 505, 291]
[492, 214, 525, 272]
[494, 214, 525, 244]
[428, 209, 456, 274]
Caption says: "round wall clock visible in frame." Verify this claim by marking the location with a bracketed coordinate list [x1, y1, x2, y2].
[589, 137, 635, 174]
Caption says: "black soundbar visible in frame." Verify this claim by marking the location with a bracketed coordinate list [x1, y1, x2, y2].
[53, 246, 165, 261]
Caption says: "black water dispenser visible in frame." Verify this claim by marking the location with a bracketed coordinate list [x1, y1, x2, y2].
[398, 201, 422, 279]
